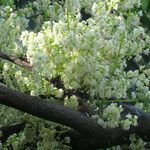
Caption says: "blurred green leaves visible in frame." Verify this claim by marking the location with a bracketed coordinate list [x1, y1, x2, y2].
[0, 0, 14, 7]
[142, 0, 150, 11]
[141, 0, 150, 30]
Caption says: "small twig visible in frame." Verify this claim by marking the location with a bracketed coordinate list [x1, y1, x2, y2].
[0, 51, 32, 70]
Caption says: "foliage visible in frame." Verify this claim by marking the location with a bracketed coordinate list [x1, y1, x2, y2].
[0, 0, 150, 149]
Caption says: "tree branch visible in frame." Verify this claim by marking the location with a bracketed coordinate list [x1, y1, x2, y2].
[0, 51, 93, 115]
[0, 84, 150, 148]
[0, 51, 32, 70]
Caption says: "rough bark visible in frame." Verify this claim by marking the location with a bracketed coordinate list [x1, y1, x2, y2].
[0, 84, 150, 148]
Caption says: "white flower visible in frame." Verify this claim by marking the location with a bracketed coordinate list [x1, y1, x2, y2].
[3, 63, 10, 71]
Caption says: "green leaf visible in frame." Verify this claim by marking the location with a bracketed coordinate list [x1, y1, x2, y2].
[142, 0, 150, 10]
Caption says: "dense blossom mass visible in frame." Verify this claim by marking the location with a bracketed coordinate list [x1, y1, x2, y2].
[0, 0, 150, 149]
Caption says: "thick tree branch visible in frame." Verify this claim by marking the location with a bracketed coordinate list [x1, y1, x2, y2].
[0, 51, 93, 115]
[0, 85, 103, 139]
[0, 85, 150, 148]
[0, 51, 32, 70]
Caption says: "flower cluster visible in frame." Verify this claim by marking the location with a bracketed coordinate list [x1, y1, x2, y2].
[19, 0, 150, 100]
[64, 95, 78, 110]
[94, 103, 138, 129]
[129, 134, 146, 150]
[0, 0, 150, 149]
[0, 6, 29, 60]
[121, 114, 138, 130]
[97, 103, 123, 128]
